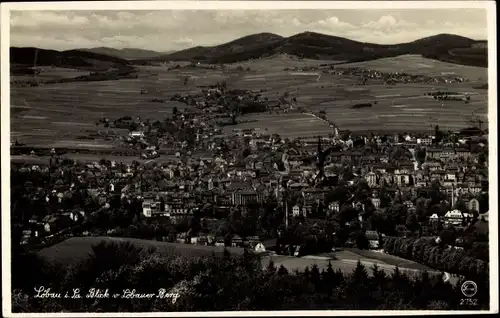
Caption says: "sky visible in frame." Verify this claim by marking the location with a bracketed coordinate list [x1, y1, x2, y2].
[10, 9, 488, 52]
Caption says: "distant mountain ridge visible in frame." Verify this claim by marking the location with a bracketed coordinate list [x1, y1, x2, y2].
[10, 47, 131, 71]
[145, 32, 487, 67]
[79, 47, 174, 60]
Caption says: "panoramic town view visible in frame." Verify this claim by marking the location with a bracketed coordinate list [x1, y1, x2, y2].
[6, 6, 493, 313]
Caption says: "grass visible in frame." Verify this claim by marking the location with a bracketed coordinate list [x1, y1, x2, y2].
[37, 236, 246, 266]
[11, 56, 488, 146]
[38, 236, 441, 282]
[341, 248, 431, 271]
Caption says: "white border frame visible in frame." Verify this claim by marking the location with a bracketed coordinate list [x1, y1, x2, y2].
[1, 1, 498, 317]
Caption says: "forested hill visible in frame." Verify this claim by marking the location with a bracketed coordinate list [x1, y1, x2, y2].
[145, 32, 487, 67]
[10, 47, 131, 71]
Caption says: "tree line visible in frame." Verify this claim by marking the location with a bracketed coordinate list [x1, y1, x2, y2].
[12, 241, 489, 312]
[382, 236, 489, 280]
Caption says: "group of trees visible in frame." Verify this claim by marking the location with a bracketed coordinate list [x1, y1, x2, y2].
[383, 236, 489, 280]
[11, 241, 489, 312]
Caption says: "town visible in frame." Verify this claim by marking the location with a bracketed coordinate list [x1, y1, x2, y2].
[7, 6, 493, 312]
[12, 93, 489, 260]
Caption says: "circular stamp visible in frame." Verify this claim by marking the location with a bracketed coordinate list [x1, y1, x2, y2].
[461, 280, 478, 298]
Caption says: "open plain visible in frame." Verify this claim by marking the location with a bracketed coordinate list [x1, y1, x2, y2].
[11, 54, 488, 149]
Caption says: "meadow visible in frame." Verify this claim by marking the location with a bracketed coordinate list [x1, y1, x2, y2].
[38, 236, 454, 283]
[10, 54, 489, 149]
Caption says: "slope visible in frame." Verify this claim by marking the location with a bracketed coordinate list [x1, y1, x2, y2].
[147, 32, 486, 67]
[10, 47, 131, 73]
[79, 47, 172, 60]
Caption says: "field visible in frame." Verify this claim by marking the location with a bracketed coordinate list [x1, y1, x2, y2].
[10, 65, 91, 82]
[338, 54, 488, 81]
[11, 153, 183, 166]
[37, 236, 245, 266]
[229, 53, 345, 72]
[11, 54, 488, 148]
[38, 236, 457, 284]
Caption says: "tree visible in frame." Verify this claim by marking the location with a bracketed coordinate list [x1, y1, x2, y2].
[453, 199, 467, 213]
[439, 228, 456, 246]
[478, 153, 486, 166]
[405, 212, 419, 232]
[390, 203, 408, 225]
[415, 148, 426, 165]
[434, 125, 443, 143]
[355, 231, 369, 250]
[336, 204, 358, 225]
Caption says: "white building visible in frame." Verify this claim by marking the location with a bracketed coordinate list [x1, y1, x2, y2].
[129, 131, 145, 138]
[444, 209, 468, 226]
[328, 201, 340, 213]
[468, 198, 480, 212]
[365, 172, 377, 187]
[254, 242, 266, 253]
[292, 204, 306, 217]
[417, 138, 432, 146]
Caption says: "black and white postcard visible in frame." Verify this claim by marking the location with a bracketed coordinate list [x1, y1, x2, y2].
[1, 1, 498, 316]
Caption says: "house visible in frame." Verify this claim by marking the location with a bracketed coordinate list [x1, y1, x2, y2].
[440, 148, 456, 160]
[142, 196, 162, 217]
[365, 172, 377, 187]
[129, 131, 145, 138]
[468, 198, 480, 212]
[371, 197, 381, 209]
[455, 148, 472, 160]
[69, 210, 85, 222]
[254, 242, 266, 253]
[479, 211, 489, 222]
[394, 169, 411, 186]
[426, 149, 442, 160]
[292, 204, 306, 217]
[191, 236, 208, 245]
[429, 213, 440, 223]
[365, 230, 380, 249]
[215, 239, 225, 247]
[231, 235, 243, 247]
[44, 215, 69, 233]
[417, 138, 432, 146]
[328, 201, 340, 213]
[423, 161, 442, 172]
[444, 209, 469, 226]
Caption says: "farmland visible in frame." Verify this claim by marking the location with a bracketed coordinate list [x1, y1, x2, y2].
[11, 54, 488, 149]
[10, 65, 91, 82]
[338, 54, 487, 81]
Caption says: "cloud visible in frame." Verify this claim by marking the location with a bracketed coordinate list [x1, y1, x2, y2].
[9, 10, 488, 51]
[362, 15, 417, 31]
[173, 37, 194, 46]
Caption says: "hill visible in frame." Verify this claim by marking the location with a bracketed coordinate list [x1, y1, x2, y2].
[10, 47, 131, 73]
[146, 32, 487, 67]
[161, 32, 284, 62]
[79, 47, 173, 60]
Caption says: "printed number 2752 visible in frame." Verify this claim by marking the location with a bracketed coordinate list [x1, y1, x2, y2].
[460, 298, 478, 306]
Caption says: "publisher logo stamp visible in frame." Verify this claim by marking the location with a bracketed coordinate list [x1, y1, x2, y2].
[461, 281, 478, 298]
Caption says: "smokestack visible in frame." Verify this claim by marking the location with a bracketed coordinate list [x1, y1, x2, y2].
[285, 199, 289, 230]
